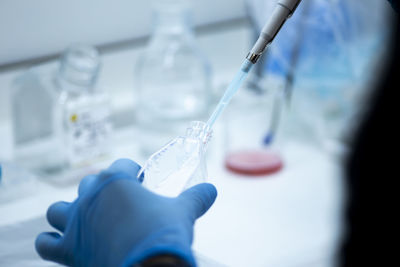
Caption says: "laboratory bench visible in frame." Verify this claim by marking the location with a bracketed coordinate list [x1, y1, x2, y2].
[0, 21, 345, 267]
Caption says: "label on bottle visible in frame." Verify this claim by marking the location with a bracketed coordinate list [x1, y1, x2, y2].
[64, 93, 112, 167]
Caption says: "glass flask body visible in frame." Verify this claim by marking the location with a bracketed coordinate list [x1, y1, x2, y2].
[135, 1, 211, 156]
[139, 121, 212, 197]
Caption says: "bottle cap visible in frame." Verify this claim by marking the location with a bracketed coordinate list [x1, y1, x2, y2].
[58, 44, 100, 89]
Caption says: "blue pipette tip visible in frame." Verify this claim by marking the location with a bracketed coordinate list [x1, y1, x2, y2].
[263, 133, 274, 146]
[206, 59, 255, 129]
[241, 59, 253, 73]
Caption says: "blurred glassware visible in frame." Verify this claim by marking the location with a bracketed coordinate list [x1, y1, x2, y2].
[222, 81, 284, 176]
[11, 45, 112, 175]
[245, 0, 392, 154]
[12, 68, 65, 173]
[58, 46, 112, 169]
[135, 0, 212, 157]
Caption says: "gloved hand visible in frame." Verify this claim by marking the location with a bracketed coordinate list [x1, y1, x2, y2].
[35, 159, 217, 267]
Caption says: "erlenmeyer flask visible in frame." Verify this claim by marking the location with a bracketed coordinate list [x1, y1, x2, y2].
[138, 121, 212, 197]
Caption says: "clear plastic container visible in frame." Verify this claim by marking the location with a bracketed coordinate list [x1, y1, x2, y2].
[138, 121, 212, 197]
[135, 0, 212, 156]
[11, 45, 112, 174]
[11, 69, 64, 173]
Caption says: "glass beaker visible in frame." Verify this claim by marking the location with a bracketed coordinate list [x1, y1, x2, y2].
[223, 80, 285, 176]
[135, 0, 212, 157]
[139, 121, 212, 197]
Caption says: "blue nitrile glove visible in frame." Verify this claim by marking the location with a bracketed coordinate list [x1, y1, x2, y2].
[35, 159, 217, 267]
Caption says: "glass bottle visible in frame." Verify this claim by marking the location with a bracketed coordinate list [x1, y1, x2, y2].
[11, 45, 112, 174]
[135, 0, 211, 157]
[58, 45, 112, 169]
[138, 121, 212, 197]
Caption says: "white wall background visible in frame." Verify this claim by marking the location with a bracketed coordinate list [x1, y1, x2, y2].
[0, 0, 246, 66]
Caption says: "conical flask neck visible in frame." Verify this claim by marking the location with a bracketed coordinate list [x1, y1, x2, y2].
[185, 121, 212, 144]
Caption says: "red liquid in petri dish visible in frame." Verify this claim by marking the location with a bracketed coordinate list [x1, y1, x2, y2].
[225, 150, 283, 176]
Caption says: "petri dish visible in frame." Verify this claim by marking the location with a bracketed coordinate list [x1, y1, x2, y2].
[225, 150, 283, 176]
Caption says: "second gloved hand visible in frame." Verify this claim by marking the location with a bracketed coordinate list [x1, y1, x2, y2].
[35, 159, 217, 266]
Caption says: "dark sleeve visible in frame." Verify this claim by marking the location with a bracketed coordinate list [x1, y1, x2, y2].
[388, 0, 399, 12]
[340, 18, 398, 267]
[133, 254, 192, 267]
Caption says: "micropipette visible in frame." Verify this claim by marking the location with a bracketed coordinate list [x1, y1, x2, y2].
[206, 0, 302, 129]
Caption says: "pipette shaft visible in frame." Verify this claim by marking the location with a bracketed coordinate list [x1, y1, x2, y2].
[206, 60, 252, 127]
[206, 0, 302, 128]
